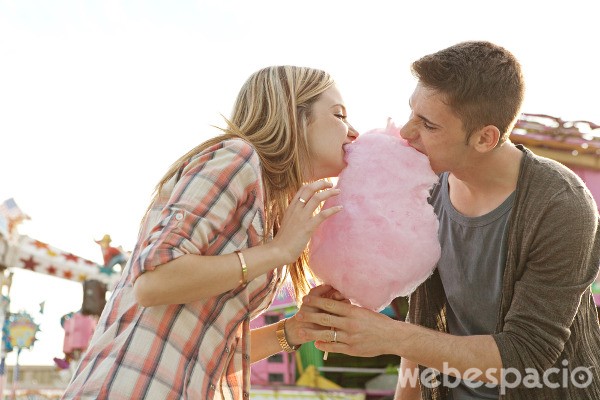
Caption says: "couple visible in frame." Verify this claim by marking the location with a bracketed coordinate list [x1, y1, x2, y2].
[62, 41, 600, 400]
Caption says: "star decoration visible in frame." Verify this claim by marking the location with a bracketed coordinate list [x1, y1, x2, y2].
[63, 270, 73, 280]
[63, 253, 79, 263]
[46, 250, 57, 257]
[46, 266, 57, 275]
[32, 240, 49, 250]
[77, 274, 87, 282]
[20, 256, 38, 271]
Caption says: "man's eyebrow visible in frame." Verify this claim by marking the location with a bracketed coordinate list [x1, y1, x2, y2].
[417, 113, 441, 128]
[408, 98, 440, 127]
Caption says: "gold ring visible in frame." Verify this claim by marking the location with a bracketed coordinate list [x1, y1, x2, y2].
[299, 198, 307, 204]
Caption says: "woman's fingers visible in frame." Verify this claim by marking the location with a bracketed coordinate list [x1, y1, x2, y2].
[311, 285, 347, 301]
[293, 180, 334, 205]
[299, 297, 351, 329]
[315, 204, 343, 222]
[297, 286, 332, 317]
[305, 187, 340, 210]
[299, 310, 343, 329]
[305, 284, 334, 297]
[273, 180, 342, 263]
[303, 295, 351, 317]
[293, 180, 342, 220]
[327, 290, 348, 302]
[296, 286, 346, 328]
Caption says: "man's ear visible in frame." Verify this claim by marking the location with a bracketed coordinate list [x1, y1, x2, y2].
[470, 125, 500, 153]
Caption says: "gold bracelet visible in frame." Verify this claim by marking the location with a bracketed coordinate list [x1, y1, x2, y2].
[235, 250, 248, 286]
[276, 318, 301, 352]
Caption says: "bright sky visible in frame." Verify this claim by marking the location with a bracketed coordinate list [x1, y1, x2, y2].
[1, 1, 599, 366]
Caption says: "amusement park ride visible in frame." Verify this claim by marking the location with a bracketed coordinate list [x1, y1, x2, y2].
[0, 113, 598, 399]
[0, 203, 128, 398]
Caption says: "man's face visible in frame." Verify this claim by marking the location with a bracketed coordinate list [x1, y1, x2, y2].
[400, 83, 469, 174]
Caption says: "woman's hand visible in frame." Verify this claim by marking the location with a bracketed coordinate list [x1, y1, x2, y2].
[269, 180, 342, 265]
[284, 284, 347, 347]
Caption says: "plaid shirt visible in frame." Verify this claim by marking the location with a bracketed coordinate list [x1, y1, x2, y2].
[63, 140, 284, 399]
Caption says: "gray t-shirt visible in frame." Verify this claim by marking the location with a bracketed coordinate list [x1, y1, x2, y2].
[430, 172, 515, 400]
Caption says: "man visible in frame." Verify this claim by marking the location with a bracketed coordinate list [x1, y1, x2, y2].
[297, 41, 600, 399]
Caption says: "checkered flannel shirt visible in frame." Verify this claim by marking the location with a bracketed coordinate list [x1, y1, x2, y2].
[63, 139, 284, 399]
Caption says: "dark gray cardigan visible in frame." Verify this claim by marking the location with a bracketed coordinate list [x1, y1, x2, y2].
[408, 146, 600, 399]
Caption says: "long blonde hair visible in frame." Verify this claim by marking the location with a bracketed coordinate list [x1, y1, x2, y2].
[148, 65, 335, 301]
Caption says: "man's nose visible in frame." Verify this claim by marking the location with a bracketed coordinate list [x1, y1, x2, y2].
[400, 120, 418, 140]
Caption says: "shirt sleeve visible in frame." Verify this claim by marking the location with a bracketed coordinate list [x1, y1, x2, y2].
[492, 185, 600, 372]
[129, 139, 261, 283]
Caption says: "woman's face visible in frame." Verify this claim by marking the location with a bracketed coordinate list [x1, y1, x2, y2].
[305, 85, 359, 180]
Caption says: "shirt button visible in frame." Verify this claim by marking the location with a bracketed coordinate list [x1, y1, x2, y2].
[243, 393, 249, 398]
[225, 347, 230, 353]
[210, 384, 216, 390]
[175, 213, 183, 221]
[244, 354, 250, 360]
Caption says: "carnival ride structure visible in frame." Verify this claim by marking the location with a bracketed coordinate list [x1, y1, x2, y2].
[0, 201, 128, 396]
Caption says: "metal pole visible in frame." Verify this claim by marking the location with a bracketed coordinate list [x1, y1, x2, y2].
[0, 357, 5, 400]
[0, 291, 10, 400]
[10, 348, 19, 400]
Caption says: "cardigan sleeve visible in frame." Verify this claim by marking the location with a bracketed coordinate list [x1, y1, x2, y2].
[493, 184, 600, 372]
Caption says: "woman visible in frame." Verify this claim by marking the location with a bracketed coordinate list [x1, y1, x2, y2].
[62, 65, 358, 399]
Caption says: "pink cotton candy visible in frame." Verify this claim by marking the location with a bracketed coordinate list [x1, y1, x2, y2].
[309, 120, 441, 311]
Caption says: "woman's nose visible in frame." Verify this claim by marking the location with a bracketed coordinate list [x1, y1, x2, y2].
[347, 124, 359, 140]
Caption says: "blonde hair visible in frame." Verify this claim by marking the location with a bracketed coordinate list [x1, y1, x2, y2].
[148, 65, 335, 301]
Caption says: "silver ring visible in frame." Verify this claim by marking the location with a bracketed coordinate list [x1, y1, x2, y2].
[299, 198, 307, 204]
[332, 329, 337, 343]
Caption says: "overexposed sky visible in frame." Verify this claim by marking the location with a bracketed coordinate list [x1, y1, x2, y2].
[1, 0, 599, 366]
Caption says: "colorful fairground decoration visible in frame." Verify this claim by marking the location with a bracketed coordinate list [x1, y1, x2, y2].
[5, 311, 40, 351]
